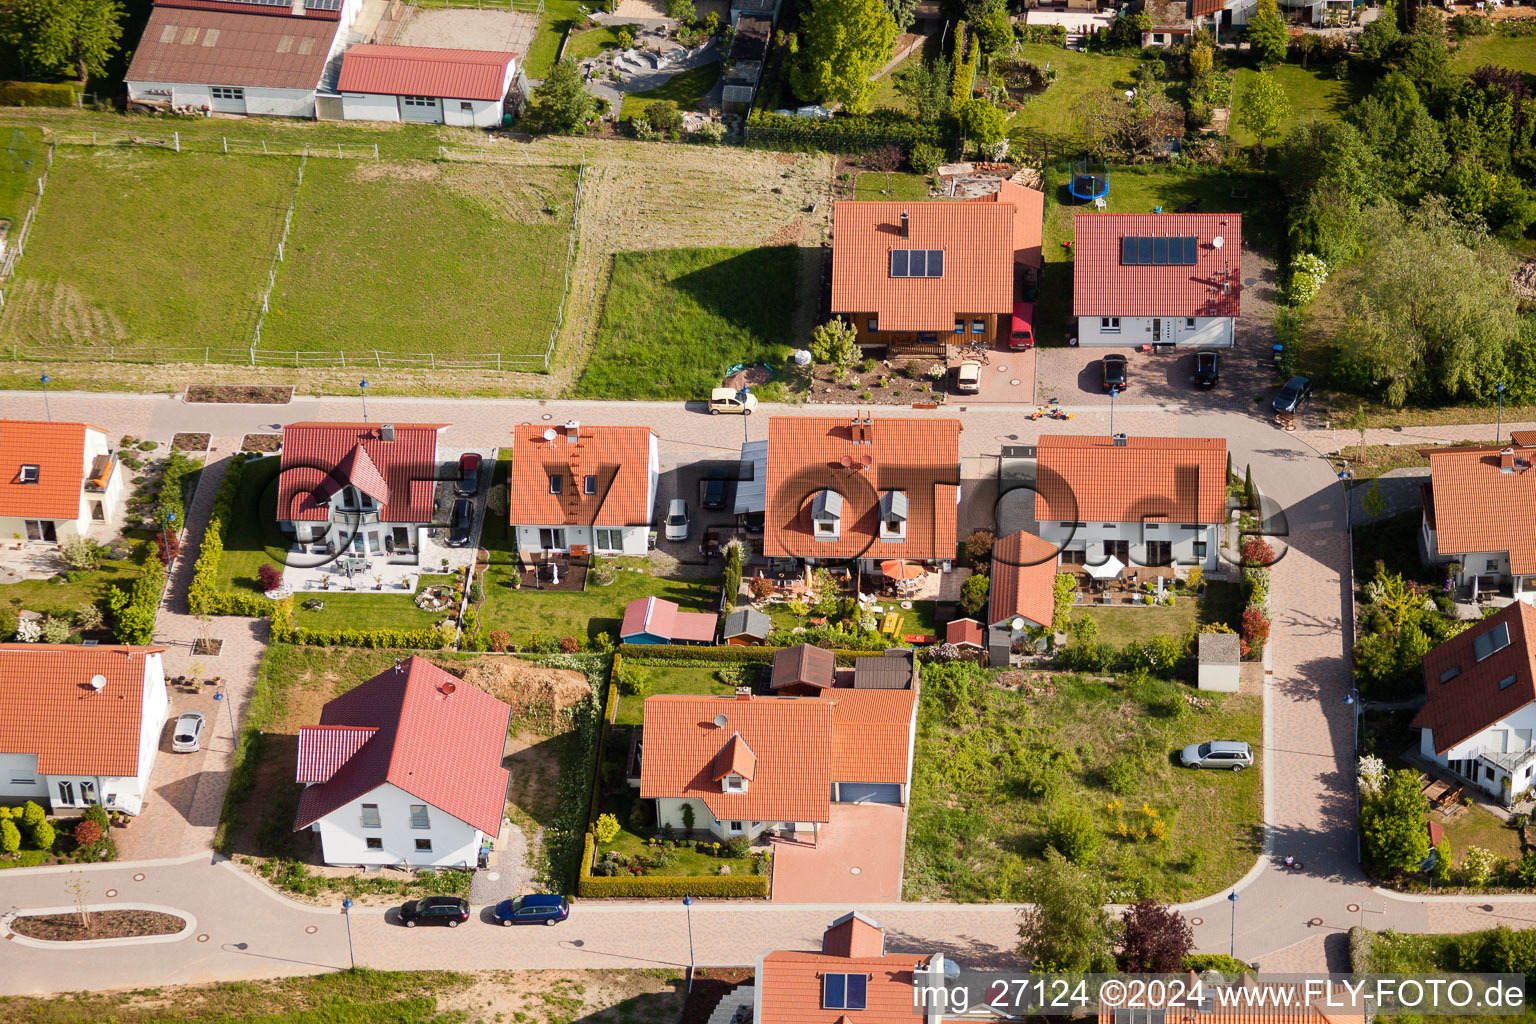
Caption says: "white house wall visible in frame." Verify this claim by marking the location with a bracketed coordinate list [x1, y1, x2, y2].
[1036, 520, 1220, 571]
[442, 97, 503, 129]
[340, 92, 400, 122]
[1422, 701, 1536, 798]
[514, 524, 649, 556]
[1075, 316, 1234, 348]
[311, 781, 483, 868]
[0, 753, 46, 803]
[126, 81, 319, 118]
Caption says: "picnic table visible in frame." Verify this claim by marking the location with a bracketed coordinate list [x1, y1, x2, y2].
[1423, 779, 1451, 803]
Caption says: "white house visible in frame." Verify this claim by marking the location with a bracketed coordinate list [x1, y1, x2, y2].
[337, 45, 517, 128]
[276, 422, 447, 563]
[1421, 435, 1536, 602]
[126, 0, 362, 118]
[0, 419, 126, 545]
[294, 657, 511, 868]
[1414, 602, 1536, 802]
[1034, 434, 1228, 574]
[0, 645, 168, 816]
[508, 422, 659, 558]
[1072, 212, 1242, 348]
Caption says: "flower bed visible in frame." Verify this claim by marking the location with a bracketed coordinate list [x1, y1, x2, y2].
[415, 586, 455, 612]
[10, 909, 184, 941]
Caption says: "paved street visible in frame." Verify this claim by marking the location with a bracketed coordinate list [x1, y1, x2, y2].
[3, 386, 1534, 994]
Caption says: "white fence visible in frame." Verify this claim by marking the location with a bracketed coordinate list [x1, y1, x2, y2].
[251, 155, 305, 348]
[0, 142, 55, 295]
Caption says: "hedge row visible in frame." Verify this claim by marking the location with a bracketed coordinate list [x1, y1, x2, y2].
[1017, 24, 1067, 45]
[0, 81, 79, 107]
[269, 601, 451, 650]
[189, 454, 257, 616]
[744, 111, 950, 155]
[109, 559, 165, 644]
[620, 642, 873, 666]
[575, 832, 769, 899]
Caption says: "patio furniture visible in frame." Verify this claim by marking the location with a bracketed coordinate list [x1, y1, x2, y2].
[1423, 779, 1450, 803]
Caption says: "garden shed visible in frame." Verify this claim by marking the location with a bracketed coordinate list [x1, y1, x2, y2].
[1198, 631, 1241, 692]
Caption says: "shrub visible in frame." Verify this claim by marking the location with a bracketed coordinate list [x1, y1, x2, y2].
[909, 141, 944, 175]
[489, 630, 511, 652]
[74, 603, 104, 631]
[619, 661, 650, 696]
[644, 98, 684, 132]
[14, 618, 40, 643]
[960, 573, 990, 617]
[257, 564, 283, 591]
[109, 558, 166, 644]
[0, 818, 18, 854]
[1100, 751, 1147, 795]
[1183, 953, 1251, 973]
[578, 872, 768, 898]
[60, 536, 101, 571]
[30, 819, 55, 852]
[1240, 537, 1275, 567]
[595, 813, 621, 844]
[1463, 845, 1499, 887]
[1240, 607, 1270, 657]
[74, 819, 103, 847]
[1046, 804, 1101, 864]
[724, 835, 752, 858]
[39, 615, 72, 644]
[84, 805, 110, 829]
[964, 528, 996, 565]
[750, 577, 774, 600]
[0, 81, 79, 107]
[560, 635, 581, 654]
[21, 800, 44, 827]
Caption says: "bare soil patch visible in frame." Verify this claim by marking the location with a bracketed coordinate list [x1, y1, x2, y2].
[439, 970, 687, 1024]
[185, 384, 293, 404]
[503, 729, 564, 863]
[173, 432, 210, 452]
[11, 909, 183, 941]
[461, 658, 592, 719]
[810, 356, 951, 405]
[241, 432, 281, 452]
[352, 160, 441, 184]
[681, 967, 755, 1024]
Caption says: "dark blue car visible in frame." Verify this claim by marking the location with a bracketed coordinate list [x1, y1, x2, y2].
[494, 894, 570, 927]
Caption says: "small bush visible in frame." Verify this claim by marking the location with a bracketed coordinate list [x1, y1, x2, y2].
[0, 818, 18, 853]
[74, 603, 105, 631]
[257, 564, 283, 591]
[595, 813, 621, 844]
[30, 819, 56, 852]
[39, 615, 72, 644]
[73, 819, 103, 847]
[0, 81, 79, 107]
[909, 141, 945, 175]
[724, 835, 752, 858]
[560, 635, 581, 654]
[1046, 804, 1101, 864]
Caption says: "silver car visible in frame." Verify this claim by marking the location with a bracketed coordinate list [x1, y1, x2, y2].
[1179, 739, 1253, 771]
[172, 712, 206, 753]
[664, 498, 691, 542]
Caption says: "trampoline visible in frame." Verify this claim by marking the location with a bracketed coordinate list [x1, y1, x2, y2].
[1068, 155, 1109, 202]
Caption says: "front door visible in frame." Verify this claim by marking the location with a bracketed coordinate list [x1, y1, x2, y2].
[24, 520, 57, 542]
[1152, 319, 1162, 343]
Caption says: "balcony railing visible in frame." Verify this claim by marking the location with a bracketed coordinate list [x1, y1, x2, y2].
[331, 509, 381, 526]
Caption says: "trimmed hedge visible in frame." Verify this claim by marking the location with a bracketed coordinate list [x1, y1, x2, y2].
[0, 81, 79, 107]
[744, 110, 951, 155]
[109, 559, 166, 644]
[576, 834, 770, 900]
[269, 601, 450, 650]
[620, 642, 873, 666]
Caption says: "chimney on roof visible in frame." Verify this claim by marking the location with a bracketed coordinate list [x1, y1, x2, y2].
[1113, 433, 1128, 447]
[291, 0, 305, 15]
[565, 420, 580, 443]
[380, 423, 395, 442]
[862, 416, 873, 446]
[735, 686, 753, 701]
[900, 211, 909, 239]
[1502, 448, 1516, 471]
[850, 413, 864, 446]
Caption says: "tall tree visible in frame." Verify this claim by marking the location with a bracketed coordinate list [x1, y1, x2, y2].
[956, 97, 1007, 154]
[3, 0, 125, 83]
[1359, 768, 1431, 873]
[1245, 0, 1288, 68]
[789, 0, 897, 112]
[1017, 849, 1119, 972]
[895, 55, 952, 121]
[885, 0, 919, 33]
[524, 60, 595, 135]
[1119, 900, 1195, 973]
[1238, 70, 1291, 147]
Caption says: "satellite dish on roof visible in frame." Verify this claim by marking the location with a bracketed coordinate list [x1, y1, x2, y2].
[713, 713, 728, 728]
[1011, 618, 1025, 631]
[89, 674, 107, 693]
[840, 455, 853, 468]
[1212, 235, 1224, 250]
[542, 428, 558, 442]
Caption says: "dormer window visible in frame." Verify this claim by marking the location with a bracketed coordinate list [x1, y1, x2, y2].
[812, 489, 842, 542]
[17, 465, 38, 483]
[549, 474, 562, 495]
[722, 773, 748, 793]
[823, 973, 867, 1010]
[879, 490, 907, 541]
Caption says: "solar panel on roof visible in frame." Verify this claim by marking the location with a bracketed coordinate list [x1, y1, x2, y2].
[1137, 237, 1152, 264]
[929, 250, 943, 277]
[1152, 237, 1168, 265]
[890, 250, 909, 277]
[1121, 237, 1136, 264]
[1121, 235, 1199, 265]
[1182, 235, 1198, 264]
[909, 249, 926, 277]
[214, 0, 292, 8]
[307, 0, 344, 12]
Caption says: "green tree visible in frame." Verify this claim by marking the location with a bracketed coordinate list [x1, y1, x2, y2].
[0, 818, 18, 854]
[1397, 17, 1450, 94]
[885, 0, 919, 32]
[1359, 768, 1430, 873]
[1045, 804, 1101, 865]
[956, 97, 1007, 154]
[1390, 106, 1449, 195]
[1245, 0, 1288, 67]
[909, 140, 945, 174]
[594, 812, 621, 844]
[960, 572, 990, 617]
[1052, 573, 1076, 630]
[1357, 14, 1400, 64]
[789, 0, 897, 112]
[811, 317, 860, 375]
[895, 55, 952, 121]
[667, 0, 696, 21]
[2, 0, 125, 83]
[1017, 849, 1119, 971]
[524, 60, 595, 134]
[1188, 40, 1213, 78]
[1237, 70, 1291, 147]
[975, 5, 1013, 51]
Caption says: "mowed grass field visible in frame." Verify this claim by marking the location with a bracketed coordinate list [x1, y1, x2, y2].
[0, 147, 293, 356]
[1230, 63, 1353, 145]
[0, 126, 47, 225]
[1451, 31, 1536, 73]
[1007, 43, 1140, 145]
[261, 159, 577, 363]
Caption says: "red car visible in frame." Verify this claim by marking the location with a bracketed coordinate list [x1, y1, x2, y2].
[456, 452, 482, 496]
[1008, 302, 1035, 350]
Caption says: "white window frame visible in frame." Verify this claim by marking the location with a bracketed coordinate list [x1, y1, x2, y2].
[402, 95, 436, 107]
[1101, 317, 1121, 333]
[360, 803, 381, 828]
[18, 464, 38, 483]
[210, 86, 244, 100]
[595, 527, 623, 551]
[414, 837, 433, 852]
[409, 804, 431, 829]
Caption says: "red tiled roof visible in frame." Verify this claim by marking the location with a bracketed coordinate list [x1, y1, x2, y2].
[828, 688, 915, 784]
[759, 949, 925, 1024]
[127, 6, 340, 90]
[764, 417, 960, 562]
[507, 424, 655, 529]
[293, 657, 512, 835]
[640, 694, 834, 823]
[337, 44, 516, 101]
[1035, 435, 1227, 524]
[155, 0, 340, 20]
[713, 732, 757, 781]
[1423, 444, 1536, 574]
[989, 530, 1059, 628]
[770, 643, 836, 690]
[278, 422, 444, 525]
[295, 725, 378, 783]
[0, 420, 102, 519]
[0, 645, 166, 777]
[1414, 602, 1536, 754]
[822, 911, 885, 957]
[619, 597, 718, 644]
[966, 181, 1045, 269]
[1072, 213, 1242, 318]
[945, 618, 983, 648]
[1189, 0, 1224, 17]
[831, 201, 1015, 332]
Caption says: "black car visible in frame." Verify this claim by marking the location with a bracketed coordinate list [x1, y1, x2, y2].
[399, 896, 470, 928]
[702, 476, 728, 511]
[493, 894, 571, 927]
[1194, 349, 1219, 388]
[456, 452, 482, 497]
[448, 497, 474, 547]
[1101, 354, 1128, 392]
[1272, 375, 1313, 414]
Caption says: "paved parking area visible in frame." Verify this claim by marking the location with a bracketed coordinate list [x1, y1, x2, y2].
[653, 457, 741, 566]
[770, 803, 907, 903]
[948, 345, 1036, 404]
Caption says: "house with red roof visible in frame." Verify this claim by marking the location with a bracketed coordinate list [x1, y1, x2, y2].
[0, 420, 125, 546]
[277, 422, 446, 565]
[1420, 435, 1536, 599]
[639, 681, 918, 842]
[987, 529, 1060, 665]
[1035, 434, 1228, 574]
[294, 657, 511, 868]
[830, 184, 1043, 355]
[338, 45, 518, 127]
[1072, 212, 1241, 348]
[508, 421, 659, 558]
[764, 415, 961, 571]
[619, 596, 719, 646]
[0, 645, 168, 816]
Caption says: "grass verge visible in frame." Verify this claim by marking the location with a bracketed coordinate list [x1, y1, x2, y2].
[619, 62, 723, 120]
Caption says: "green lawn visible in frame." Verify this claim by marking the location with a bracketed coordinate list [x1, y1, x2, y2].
[0, 532, 152, 627]
[867, 38, 938, 114]
[599, 818, 759, 876]
[214, 455, 288, 592]
[1451, 32, 1536, 74]
[564, 23, 624, 61]
[905, 662, 1263, 902]
[619, 62, 722, 119]
[764, 598, 938, 643]
[479, 558, 721, 642]
[525, 0, 589, 78]
[574, 246, 802, 399]
[0, 126, 47, 225]
[290, 574, 458, 632]
[262, 159, 578, 364]
[611, 663, 745, 724]
[0, 148, 293, 359]
[1230, 63, 1353, 146]
[854, 170, 936, 201]
[1437, 804, 1522, 867]
[1078, 579, 1243, 647]
[1006, 43, 1140, 144]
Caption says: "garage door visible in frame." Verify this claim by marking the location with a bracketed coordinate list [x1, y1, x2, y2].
[209, 86, 247, 114]
[837, 783, 901, 804]
[399, 95, 443, 123]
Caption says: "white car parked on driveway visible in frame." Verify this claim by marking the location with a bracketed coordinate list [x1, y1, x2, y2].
[172, 712, 206, 753]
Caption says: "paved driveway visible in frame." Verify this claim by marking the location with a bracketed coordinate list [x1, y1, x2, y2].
[771, 804, 907, 903]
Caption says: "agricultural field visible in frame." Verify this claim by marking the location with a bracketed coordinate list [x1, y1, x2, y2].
[0, 147, 293, 359]
[261, 159, 578, 368]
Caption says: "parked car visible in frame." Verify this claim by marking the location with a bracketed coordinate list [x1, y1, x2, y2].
[398, 896, 470, 928]
[702, 476, 728, 511]
[664, 498, 691, 542]
[456, 452, 482, 496]
[955, 361, 982, 393]
[1194, 350, 1219, 388]
[1008, 301, 1035, 349]
[448, 498, 474, 547]
[1179, 740, 1254, 771]
[1271, 375, 1312, 414]
[494, 894, 570, 927]
[709, 388, 757, 415]
[1101, 354, 1128, 392]
[171, 712, 205, 753]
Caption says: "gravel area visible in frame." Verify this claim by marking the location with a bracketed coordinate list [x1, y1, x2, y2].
[10, 910, 184, 942]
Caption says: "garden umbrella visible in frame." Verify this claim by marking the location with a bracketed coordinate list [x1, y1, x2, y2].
[1085, 555, 1125, 580]
[880, 560, 924, 580]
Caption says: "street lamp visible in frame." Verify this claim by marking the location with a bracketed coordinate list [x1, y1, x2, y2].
[1337, 467, 1352, 533]
[39, 373, 51, 421]
[341, 897, 356, 970]
[682, 894, 695, 992]
[1109, 385, 1119, 437]
[1227, 890, 1239, 958]
[359, 379, 370, 422]
[213, 684, 238, 746]
[1497, 381, 1507, 446]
